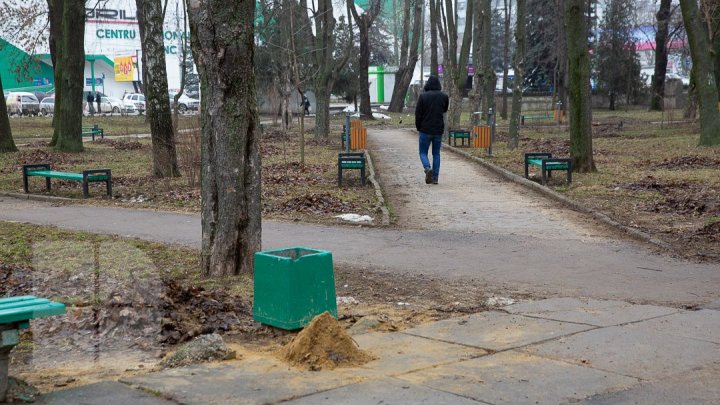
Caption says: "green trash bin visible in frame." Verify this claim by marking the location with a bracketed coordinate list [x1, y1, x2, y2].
[253, 247, 338, 330]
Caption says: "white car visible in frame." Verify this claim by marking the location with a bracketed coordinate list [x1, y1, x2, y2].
[39, 96, 55, 115]
[101, 96, 135, 114]
[123, 93, 146, 114]
[5, 92, 40, 116]
[169, 92, 200, 112]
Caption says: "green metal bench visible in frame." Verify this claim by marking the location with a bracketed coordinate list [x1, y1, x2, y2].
[448, 129, 471, 147]
[1, 296, 66, 402]
[23, 163, 113, 198]
[82, 124, 104, 141]
[338, 152, 366, 186]
[524, 152, 572, 185]
[521, 115, 553, 125]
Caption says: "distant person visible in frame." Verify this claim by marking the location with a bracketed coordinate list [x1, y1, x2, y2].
[303, 95, 310, 116]
[95, 92, 102, 114]
[86, 92, 95, 115]
[415, 75, 449, 185]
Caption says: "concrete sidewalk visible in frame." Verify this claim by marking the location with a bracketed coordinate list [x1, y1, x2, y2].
[37, 298, 720, 404]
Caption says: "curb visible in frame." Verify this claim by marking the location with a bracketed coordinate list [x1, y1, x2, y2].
[0, 191, 75, 204]
[442, 144, 673, 251]
[364, 149, 391, 226]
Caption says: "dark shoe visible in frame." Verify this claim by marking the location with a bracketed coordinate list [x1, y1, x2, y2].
[425, 169, 433, 184]
[432, 178, 438, 185]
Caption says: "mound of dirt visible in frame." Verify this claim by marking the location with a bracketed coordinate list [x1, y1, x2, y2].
[92, 138, 145, 150]
[279, 193, 360, 214]
[617, 176, 697, 193]
[693, 221, 720, 241]
[3, 149, 82, 174]
[522, 138, 570, 156]
[159, 333, 236, 369]
[280, 312, 373, 370]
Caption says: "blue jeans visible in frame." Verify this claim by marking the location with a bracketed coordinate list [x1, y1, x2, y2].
[419, 132, 441, 179]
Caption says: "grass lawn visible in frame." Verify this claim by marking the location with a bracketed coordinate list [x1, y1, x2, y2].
[1, 116, 379, 224]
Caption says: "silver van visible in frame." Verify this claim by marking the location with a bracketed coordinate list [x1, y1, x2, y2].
[5, 92, 40, 116]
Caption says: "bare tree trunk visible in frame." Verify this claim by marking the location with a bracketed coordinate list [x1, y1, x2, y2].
[350, 0, 382, 119]
[429, 0, 439, 75]
[500, 0, 511, 120]
[440, 0, 473, 129]
[556, 0, 568, 113]
[650, 0, 672, 111]
[470, 0, 482, 126]
[187, 0, 261, 276]
[388, 0, 423, 112]
[481, 0, 495, 114]
[508, 0, 526, 150]
[566, 0, 595, 171]
[680, 0, 720, 146]
[47, 0, 63, 140]
[137, 0, 180, 178]
[312, 0, 353, 138]
[0, 75, 17, 153]
[53, 0, 85, 152]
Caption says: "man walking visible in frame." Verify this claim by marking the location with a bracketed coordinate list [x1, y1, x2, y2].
[95, 92, 102, 115]
[86, 92, 95, 115]
[415, 75, 449, 184]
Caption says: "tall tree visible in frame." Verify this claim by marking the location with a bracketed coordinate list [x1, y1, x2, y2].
[650, 0, 673, 111]
[187, 0, 261, 276]
[500, 0, 512, 120]
[136, 0, 180, 178]
[436, 0, 474, 128]
[48, 0, 62, 142]
[52, 0, 85, 152]
[470, 0, 483, 125]
[388, 0, 423, 112]
[565, 0, 595, 171]
[680, 0, 720, 146]
[309, 0, 353, 138]
[349, 0, 382, 119]
[508, 0, 526, 150]
[596, 0, 642, 110]
[481, 0, 495, 115]
[429, 0, 439, 76]
[0, 75, 17, 153]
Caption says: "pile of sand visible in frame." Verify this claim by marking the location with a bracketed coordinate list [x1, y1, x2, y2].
[280, 312, 374, 370]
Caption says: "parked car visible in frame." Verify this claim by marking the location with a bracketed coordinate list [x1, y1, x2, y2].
[100, 96, 134, 114]
[123, 93, 146, 114]
[169, 92, 200, 112]
[5, 92, 40, 116]
[39, 96, 55, 115]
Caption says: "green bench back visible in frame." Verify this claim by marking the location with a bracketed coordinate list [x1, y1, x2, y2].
[0, 296, 66, 327]
[26, 170, 109, 181]
[527, 158, 569, 169]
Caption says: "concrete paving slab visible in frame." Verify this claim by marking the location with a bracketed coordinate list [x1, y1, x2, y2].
[523, 325, 720, 380]
[398, 351, 638, 405]
[123, 358, 365, 405]
[581, 365, 720, 404]
[504, 298, 679, 327]
[285, 377, 482, 404]
[36, 381, 176, 405]
[402, 311, 594, 351]
[352, 332, 487, 376]
[626, 309, 720, 344]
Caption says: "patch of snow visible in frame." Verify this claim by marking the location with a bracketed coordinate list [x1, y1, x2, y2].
[485, 296, 516, 307]
[335, 213, 373, 223]
[337, 296, 359, 305]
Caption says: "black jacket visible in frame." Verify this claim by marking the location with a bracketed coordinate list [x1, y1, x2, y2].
[415, 76, 449, 136]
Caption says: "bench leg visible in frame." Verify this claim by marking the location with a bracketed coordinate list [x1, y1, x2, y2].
[361, 167, 366, 186]
[83, 179, 89, 198]
[22, 172, 28, 193]
[541, 164, 547, 186]
[46, 176, 51, 192]
[106, 180, 113, 197]
[0, 345, 10, 403]
[524, 162, 529, 179]
[338, 167, 343, 187]
[567, 169, 572, 184]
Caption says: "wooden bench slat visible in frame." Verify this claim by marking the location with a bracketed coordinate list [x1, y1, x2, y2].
[0, 295, 39, 305]
[27, 170, 109, 181]
[0, 302, 66, 324]
[0, 298, 51, 311]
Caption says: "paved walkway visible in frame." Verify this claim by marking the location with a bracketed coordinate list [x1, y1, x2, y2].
[1, 129, 718, 306]
[38, 298, 720, 404]
[2, 128, 720, 403]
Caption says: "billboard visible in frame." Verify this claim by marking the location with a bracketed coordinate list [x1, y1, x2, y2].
[114, 56, 135, 81]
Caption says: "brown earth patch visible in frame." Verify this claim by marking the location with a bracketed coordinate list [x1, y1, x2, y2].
[91, 138, 146, 150]
[280, 312, 374, 371]
[653, 155, 720, 170]
[277, 192, 360, 214]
